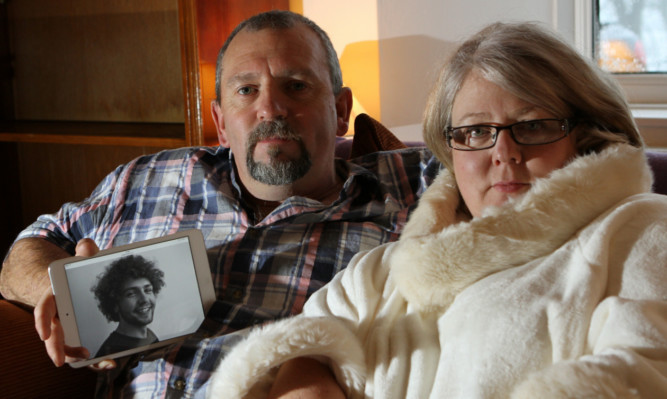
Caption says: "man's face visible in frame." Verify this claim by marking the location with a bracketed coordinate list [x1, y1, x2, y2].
[212, 24, 351, 192]
[115, 277, 156, 327]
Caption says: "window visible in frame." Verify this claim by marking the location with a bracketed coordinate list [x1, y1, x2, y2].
[576, 0, 667, 105]
[571, 0, 667, 147]
[595, 0, 667, 73]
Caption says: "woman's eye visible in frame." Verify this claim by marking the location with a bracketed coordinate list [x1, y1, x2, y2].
[468, 127, 489, 137]
[524, 121, 542, 130]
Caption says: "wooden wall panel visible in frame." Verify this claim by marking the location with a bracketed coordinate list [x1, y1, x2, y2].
[10, 0, 184, 123]
[12, 143, 163, 242]
[0, 143, 22, 256]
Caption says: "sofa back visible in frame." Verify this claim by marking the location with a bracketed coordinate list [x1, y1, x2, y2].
[648, 151, 667, 195]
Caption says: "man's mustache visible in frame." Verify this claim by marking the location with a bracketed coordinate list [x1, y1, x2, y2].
[248, 120, 301, 149]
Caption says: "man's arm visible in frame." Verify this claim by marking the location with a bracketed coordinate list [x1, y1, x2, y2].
[0, 237, 71, 306]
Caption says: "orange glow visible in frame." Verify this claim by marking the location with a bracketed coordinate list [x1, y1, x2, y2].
[339, 40, 381, 135]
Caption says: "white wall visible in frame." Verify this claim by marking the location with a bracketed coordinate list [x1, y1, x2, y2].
[302, 0, 576, 142]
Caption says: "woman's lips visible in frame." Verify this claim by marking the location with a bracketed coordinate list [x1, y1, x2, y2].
[492, 181, 530, 193]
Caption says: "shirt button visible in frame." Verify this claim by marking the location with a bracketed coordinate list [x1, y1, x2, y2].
[174, 378, 186, 391]
[232, 289, 243, 300]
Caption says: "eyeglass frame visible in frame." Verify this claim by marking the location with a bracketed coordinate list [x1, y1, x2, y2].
[444, 118, 576, 151]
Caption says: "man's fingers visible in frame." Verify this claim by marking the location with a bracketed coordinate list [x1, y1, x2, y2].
[64, 345, 91, 364]
[44, 316, 66, 366]
[75, 238, 100, 257]
[34, 288, 57, 341]
[37, 239, 100, 367]
[36, 237, 100, 341]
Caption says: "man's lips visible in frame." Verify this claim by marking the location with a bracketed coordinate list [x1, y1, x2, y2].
[492, 181, 530, 193]
[135, 305, 153, 315]
[258, 137, 291, 144]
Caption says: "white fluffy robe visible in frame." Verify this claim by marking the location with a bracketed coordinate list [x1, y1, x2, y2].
[208, 144, 667, 399]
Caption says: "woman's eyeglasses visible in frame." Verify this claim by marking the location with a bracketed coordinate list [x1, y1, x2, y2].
[445, 118, 575, 151]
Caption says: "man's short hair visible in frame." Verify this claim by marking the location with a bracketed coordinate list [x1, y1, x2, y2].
[91, 255, 165, 323]
[214, 10, 343, 102]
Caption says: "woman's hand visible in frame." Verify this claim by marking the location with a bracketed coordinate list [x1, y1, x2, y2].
[33, 238, 116, 370]
[268, 357, 345, 399]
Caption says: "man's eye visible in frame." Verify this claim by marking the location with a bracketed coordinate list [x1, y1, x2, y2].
[288, 81, 308, 91]
[237, 86, 255, 95]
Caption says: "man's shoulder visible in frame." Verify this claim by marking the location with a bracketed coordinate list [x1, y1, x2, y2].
[120, 146, 231, 175]
[134, 146, 227, 164]
[347, 147, 440, 181]
[339, 147, 440, 200]
[348, 146, 432, 167]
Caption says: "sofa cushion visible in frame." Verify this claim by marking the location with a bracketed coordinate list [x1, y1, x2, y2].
[647, 150, 667, 195]
[350, 113, 408, 158]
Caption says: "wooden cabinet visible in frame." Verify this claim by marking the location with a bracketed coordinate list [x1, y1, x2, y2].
[2, 1, 190, 147]
[0, 0, 288, 255]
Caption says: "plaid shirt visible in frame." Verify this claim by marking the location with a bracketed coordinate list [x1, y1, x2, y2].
[19, 145, 439, 398]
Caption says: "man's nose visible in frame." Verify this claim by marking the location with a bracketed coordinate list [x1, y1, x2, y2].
[137, 291, 150, 303]
[257, 86, 288, 121]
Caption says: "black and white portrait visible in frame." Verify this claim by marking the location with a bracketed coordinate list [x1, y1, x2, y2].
[63, 237, 206, 358]
[91, 254, 165, 357]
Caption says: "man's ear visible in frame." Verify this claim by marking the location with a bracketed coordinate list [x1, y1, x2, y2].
[211, 100, 230, 147]
[335, 87, 353, 137]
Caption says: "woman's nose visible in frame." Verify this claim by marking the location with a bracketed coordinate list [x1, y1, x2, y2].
[492, 129, 522, 165]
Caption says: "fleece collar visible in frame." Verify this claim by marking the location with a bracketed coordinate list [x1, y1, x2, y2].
[390, 144, 653, 312]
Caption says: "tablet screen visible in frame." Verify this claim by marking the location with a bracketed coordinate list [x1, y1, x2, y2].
[49, 230, 213, 366]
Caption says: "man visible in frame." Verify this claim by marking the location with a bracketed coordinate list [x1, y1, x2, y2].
[91, 255, 164, 357]
[0, 10, 438, 396]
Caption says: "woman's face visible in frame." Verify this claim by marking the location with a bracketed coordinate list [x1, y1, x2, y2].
[451, 72, 577, 218]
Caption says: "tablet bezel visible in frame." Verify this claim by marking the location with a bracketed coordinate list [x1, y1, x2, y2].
[48, 229, 215, 368]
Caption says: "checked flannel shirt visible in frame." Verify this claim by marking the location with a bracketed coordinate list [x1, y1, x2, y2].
[17, 145, 440, 398]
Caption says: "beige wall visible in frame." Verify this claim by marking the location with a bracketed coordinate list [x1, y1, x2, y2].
[301, 0, 575, 141]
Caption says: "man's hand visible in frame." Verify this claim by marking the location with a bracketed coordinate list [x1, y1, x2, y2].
[34, 286, 89, 366]
[33, 238, 116, 370]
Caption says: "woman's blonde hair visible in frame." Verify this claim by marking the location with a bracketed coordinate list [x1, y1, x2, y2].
[423, 22, 642, 172]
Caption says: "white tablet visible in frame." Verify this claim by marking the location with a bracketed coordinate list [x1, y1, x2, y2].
[48, 229, 215, 368]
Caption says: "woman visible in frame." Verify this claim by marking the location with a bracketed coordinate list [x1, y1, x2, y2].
[207, 22, 667, 399]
